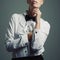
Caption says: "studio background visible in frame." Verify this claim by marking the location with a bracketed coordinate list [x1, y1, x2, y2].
[0, 0, 60, 60]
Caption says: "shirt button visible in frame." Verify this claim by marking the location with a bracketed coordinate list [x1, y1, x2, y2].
[25, 50, 27, 53]
[25, 43, 28, 46]
[35, 31, 37, 33]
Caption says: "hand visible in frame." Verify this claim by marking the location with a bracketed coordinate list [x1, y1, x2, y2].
[32, 8, 41, 29]
[32, 8, 42, 22]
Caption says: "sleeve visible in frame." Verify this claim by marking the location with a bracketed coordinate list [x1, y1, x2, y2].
[31, 21, 51, 51]
[5, 14, 28, 52]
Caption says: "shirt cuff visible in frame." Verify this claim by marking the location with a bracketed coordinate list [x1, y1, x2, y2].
[33, 28, 41, 34]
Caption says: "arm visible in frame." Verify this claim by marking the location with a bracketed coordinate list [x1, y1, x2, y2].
[28, 9, 50, 51]
[31, 21, 50, 51]
[5, 14, 28, 52]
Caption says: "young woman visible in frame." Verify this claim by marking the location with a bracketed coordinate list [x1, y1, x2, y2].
[5, 0, 50, 60]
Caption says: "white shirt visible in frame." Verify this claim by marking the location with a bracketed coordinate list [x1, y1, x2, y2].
[5, 12, 50, 58]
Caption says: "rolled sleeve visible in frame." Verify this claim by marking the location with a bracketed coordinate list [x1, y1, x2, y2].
[5, 14, 28, 52]
[5, 34, 28, 52]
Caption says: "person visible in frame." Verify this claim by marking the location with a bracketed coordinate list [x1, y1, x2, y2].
[5, 0, 50, 60]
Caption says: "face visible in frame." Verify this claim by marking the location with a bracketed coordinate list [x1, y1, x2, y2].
[27, 0, 43, 8]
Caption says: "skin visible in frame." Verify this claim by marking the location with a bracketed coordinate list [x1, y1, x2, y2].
[27, 0, 44, 40]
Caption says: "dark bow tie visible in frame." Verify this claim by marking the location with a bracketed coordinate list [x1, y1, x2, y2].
[25, 15, 36, 21]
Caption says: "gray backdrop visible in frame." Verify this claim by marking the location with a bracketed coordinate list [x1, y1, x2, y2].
[0, 0, 60, 60]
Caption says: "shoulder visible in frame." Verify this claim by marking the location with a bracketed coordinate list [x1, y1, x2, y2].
[41, 18, 51, 35]
[41, 18, 50, 29]
[11, 13, 23, 19]
[10, 13, 24, 22]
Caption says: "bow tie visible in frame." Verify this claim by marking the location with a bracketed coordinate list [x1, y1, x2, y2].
[25, 15, 36, 21]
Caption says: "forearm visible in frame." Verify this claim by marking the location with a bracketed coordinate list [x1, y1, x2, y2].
[28, 17, 41, 40]
[35, 21, 40, 29]
[28, 23, 40, 41]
